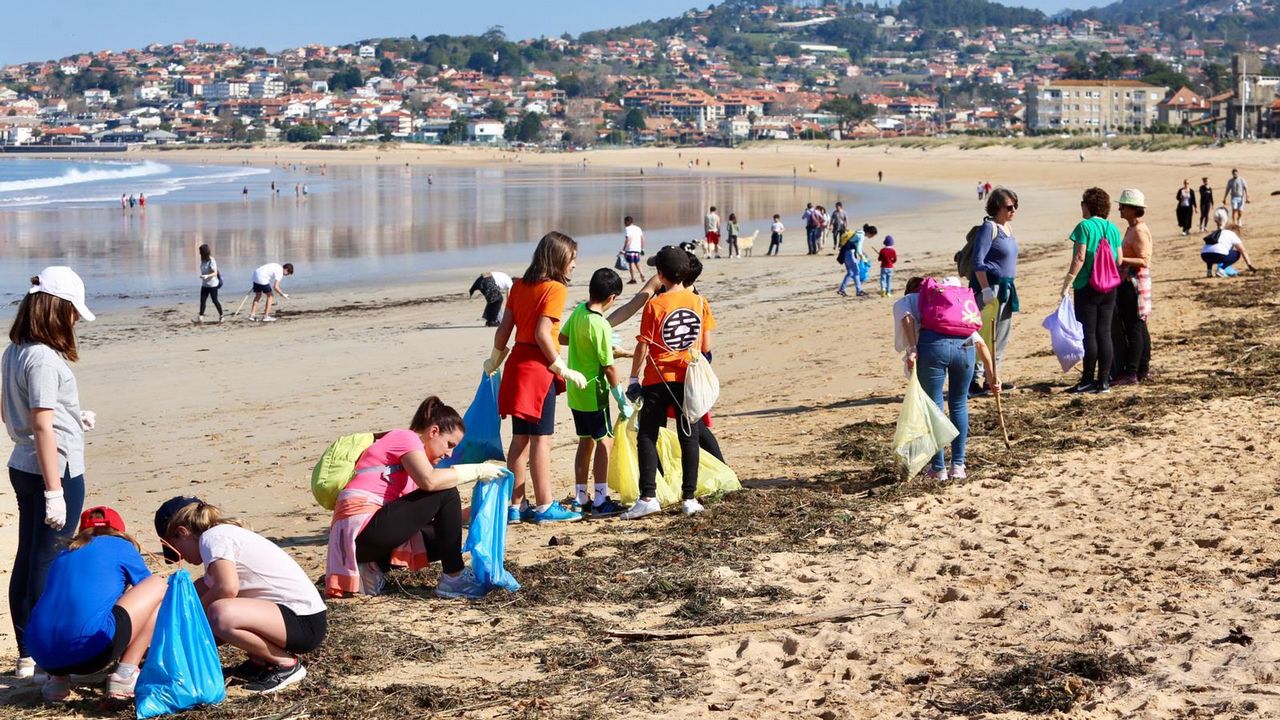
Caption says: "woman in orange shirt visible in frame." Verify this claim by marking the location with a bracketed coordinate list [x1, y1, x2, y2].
[485, 232, 587, 524]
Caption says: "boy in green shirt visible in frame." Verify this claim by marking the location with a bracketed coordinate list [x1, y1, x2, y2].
[559, 268, 633, 515]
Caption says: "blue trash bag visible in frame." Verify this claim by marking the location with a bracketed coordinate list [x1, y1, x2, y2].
[437, 373, 505, 468]
[858, 258, 871, 283]
[135, 570, 226, 719]
[463, 469, 520, 593]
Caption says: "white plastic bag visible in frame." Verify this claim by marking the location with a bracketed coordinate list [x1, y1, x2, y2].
[893, 371, 959, 478]
[682, 352, 720, 424]
[1042, 297, 1085, 372]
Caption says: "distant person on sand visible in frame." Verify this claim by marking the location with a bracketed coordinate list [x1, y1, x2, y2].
[1197, 177, 1214, 231]
[984, 181, 992, 198]
[1175, 179, 1194, 236]
[768, 214, 784, 256]
[878, 235, 897, 297]
[1201, 208, 1257, 277]
[242, 186, 248, 200]
[1112, 189, 1152, 386]
[976, 181, 985, 201]
[197, 244, 224, 323]
[4, 268, 96, 681]
[247, 262, 293, 323]
[878, 170, 883, 182]
[128, 194, 136, 209]
[1225, 168, 1249, 223]
[838, 224, 873, 298]
[802, 203, 819, 255]
[468, 271, 512, 327]
[829, 201, 848, 251]
[120, 194, 127, 211]
[725, 213, 741, 258]
[1061, 187, 1121, 394]
[703, 206, 721, 259]
[621, 216, 645, 284]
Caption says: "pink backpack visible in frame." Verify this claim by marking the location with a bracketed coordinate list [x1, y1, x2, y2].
[1089, 236, 1121, 293]
[918, 278, 983, 337]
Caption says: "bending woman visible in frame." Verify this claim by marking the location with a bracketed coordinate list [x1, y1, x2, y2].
[326, 397, 505, 598]
[1201, 208, 1257, 277]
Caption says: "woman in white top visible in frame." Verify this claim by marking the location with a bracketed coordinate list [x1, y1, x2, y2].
[197, 244, 223, 322]
[1200, 208, 1256, 277]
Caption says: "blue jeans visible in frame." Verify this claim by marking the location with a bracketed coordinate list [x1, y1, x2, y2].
[806, 227, 820, 254]
[879, 267, 893, 294]
[916, 330, 975, 471]
[838, 261, 862, 294]
[9, 466, 85, 656]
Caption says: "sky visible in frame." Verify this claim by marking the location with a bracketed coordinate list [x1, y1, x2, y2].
[1, 0, 1084, 66]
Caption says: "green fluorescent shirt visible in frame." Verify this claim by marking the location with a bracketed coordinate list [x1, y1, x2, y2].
[562, 302, 614, 412]
[1069, 216, 1123, 290]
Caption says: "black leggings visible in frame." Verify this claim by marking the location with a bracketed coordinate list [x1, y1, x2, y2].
[355, 487, 464, 574]
[699, 424, 724, 463]
[1074, 284, 1117, 385]
[1176, 205, 1193, 232]
[1113, 281, 1151, 377]
[482, 297, 502, 325]
[199, 287, 223, 316]
[637, 383, 702, 500]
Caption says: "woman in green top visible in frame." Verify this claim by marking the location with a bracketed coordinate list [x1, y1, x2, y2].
[1059, 187, 1123, 394]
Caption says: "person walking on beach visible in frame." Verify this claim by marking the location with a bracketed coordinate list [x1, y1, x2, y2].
[878, 236, 897, 297]
[1175, 179, 1194, 236]
[1226, 168, 1249, 224]
[197, 244, 224, 323]
[120, 194, 127, 212]
[1113, 189, 1152, 386]
[128, 194, 136, 209]
[829, 202, 848, 251]
[802, 203, 819, 255]
[1198, 177, 1214, 231]
[247, 262, 294, 323]
[976, 181, 985, 201]
[4, 267, 96, 679]
[138, 193, 146, 210]
[969, 187, 1021, 394]
[768, 214, 784, 256]
[703, 206, 721, 259]
[487, 232, 586, 525]
[1061, 187, 1122, 394]
[242, 186, 249, 201]
[725, 213, 741, 258]
[468, 271, 512, 327]
[621, 216, 645, 284]
[1201, 208, 1257, 277]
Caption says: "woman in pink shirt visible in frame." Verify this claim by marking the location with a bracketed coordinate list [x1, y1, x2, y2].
[325, 397, 504, 599]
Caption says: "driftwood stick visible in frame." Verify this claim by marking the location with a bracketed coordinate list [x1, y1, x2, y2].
[604, 604, 907, 642]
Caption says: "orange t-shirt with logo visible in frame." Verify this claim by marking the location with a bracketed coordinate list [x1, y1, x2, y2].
[638, 288, 709, 385]
[509, 278, 567, 346]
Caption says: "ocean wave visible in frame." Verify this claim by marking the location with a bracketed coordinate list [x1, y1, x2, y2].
[0, 160, 171, 193]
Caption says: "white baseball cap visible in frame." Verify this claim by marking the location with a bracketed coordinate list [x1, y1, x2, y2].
[29, 266, 95, 321]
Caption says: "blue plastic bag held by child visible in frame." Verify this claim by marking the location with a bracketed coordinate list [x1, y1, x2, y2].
[464, 469, 520, 593]
[438, 374, 505, 468]
[1042, 296, 1085, 372]
[135, 570, 225, 719]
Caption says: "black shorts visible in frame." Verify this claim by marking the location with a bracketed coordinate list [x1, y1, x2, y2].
[45, 605, 132, 677]
[278, 605, 327, 655]
[252, 282, 273, 295]
[510, 383, 556, 436]
[571, 409, 611, 441]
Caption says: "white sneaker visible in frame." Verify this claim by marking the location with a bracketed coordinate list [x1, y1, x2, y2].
[358, 562, 385, 596]
[195, 315, 205, 323]
[247, 315, 259, 322]
[106, 668, 138, 699]
[261, 315, 277, 323]
[950, 464, 967, 481]
[620, 498, 661, 520]
[681, 498, 705, 515]
[42, 675, 70, 702]
[15, 656, 36, 679]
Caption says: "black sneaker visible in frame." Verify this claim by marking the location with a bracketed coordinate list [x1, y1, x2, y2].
[969, 382, 989, 397]
[243, 662, 307, 694]
[226, 659, 271, 684]
[1091, 382, 1111, 394]
[1065, 382, 1095, 394]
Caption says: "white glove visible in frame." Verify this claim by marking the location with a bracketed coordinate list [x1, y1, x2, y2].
[80, 410, 96, 431]
[980, 287, 996, 306]
[453, 463, 506, 483]
[550, 358, 588, 390]
[483, 346, 509, 377]
[281, 293, 290, 299]
[43, 489, 66, 531]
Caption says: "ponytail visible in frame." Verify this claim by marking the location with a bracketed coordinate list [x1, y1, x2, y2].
[409, 396, 465, 435]
[165, 501, 241, 537]
[862, 224, 877, 237]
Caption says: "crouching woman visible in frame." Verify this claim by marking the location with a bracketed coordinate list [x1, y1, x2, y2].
[325, 396, 505, 599]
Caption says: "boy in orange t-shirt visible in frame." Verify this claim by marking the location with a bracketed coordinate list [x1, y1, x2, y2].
[620, 246, 711, 520]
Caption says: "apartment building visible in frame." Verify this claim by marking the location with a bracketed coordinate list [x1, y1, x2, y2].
[1026, 79, 1168, 132]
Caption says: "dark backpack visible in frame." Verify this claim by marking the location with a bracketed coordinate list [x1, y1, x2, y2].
[955, 219, 991, 278]
[836, 242, 848, 265]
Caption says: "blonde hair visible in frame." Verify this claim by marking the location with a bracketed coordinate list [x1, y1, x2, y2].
[68, 525, 141, 552]
[165, 501, 242, 537]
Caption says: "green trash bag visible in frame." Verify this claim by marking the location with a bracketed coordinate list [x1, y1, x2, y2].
[893, 371, 959, 478]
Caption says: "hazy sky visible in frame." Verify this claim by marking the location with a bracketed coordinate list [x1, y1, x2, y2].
[2, 0, 1085, 66]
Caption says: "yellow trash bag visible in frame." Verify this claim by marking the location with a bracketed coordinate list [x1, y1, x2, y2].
[980, 299, 999, 352]
[655, 427, 742, 503]
[893, 370, 959, 478]
[607, 414, 649, 506]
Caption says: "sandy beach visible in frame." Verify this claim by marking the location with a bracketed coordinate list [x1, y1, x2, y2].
[2, 140, 1280, 718]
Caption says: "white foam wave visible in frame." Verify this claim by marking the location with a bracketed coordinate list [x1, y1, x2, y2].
[0, 160, 171, 193]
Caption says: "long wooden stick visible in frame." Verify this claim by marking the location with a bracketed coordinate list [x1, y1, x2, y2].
[231, 291, 252, 317]
[604, 604, 907, 642]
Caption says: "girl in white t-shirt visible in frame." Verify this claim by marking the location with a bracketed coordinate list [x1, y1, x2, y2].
[156, 497, 326, 694]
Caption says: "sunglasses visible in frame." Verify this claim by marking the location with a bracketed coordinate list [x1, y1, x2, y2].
[1003, 205, 1018, 211]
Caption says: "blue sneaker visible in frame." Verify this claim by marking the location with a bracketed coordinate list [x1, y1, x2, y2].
[531, 502, 582, 523]
[507, 505, 532, 525]
[592, 497, 626, 517]
[567, 498, 586, 513]
[436, 567, 489, 600]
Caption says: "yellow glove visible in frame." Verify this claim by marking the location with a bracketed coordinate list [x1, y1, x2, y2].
[550, 357, 587, 390]
[453, 463, 506, 483]
[483, 346, 509, 376]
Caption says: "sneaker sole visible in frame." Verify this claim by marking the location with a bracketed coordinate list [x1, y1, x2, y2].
[247, 664, 306, 694]
[532, 515, 582, 524]
[435, 588, 489, 600]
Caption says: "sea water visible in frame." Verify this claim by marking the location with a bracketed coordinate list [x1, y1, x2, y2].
[0, 158, 932, 310]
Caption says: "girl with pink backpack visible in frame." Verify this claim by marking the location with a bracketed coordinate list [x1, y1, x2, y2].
[900, 277, 999, 482]
[1058, 187, 1123, 394]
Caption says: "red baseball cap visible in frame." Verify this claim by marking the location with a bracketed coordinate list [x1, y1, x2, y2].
[79, 506, 126, 533]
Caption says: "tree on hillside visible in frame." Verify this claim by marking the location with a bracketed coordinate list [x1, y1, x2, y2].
[484, 99, 507, 119]
[623, 107, 647, 132]
[514, 111, 544, 142]
[328, 65, 363, 92]
[286, 125, 323, 143]
[819, 96, 875, 135]
[379, 57, 395, 78]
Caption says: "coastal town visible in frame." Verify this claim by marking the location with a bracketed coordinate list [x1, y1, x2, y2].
[2, 0, 1280, 148]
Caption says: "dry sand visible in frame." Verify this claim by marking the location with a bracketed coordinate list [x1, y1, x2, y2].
[1, 141, 1279, 718]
